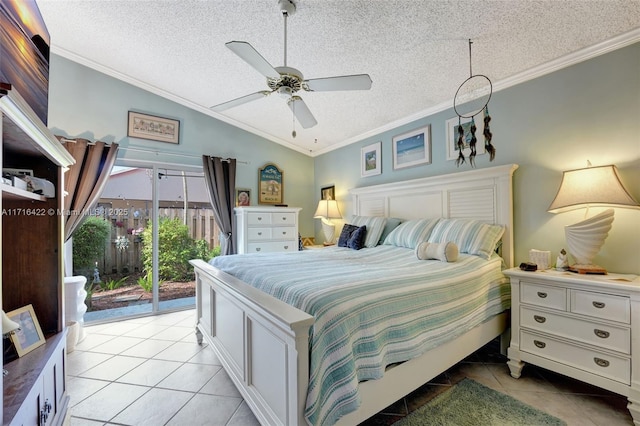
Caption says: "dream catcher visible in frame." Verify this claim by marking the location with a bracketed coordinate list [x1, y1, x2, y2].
[453, 40, 494, 167]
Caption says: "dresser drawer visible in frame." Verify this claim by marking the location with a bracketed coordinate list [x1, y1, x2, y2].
[270, 226, 297, 240]
[521, 282, 566, 311]
[248, 227, 272, 240]
[520, 306, 630, 354]
[271, 212, 296, 225]
[570, 290, 630, 324]
[520, 330, 630, 385]
[247, 212, 272, 225]
[247, 240, 298, 253]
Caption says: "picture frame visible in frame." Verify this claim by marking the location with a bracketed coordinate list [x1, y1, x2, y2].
[361, 141, 381, 177]
[127, 111, 180, 144]
[7, 304, 45, 357]
[258, 163, 283, 204]
[236, 188, 251, 207]
[445, 115, 485, 161]
[392, 125, 431, 170]
[321, 185, 335, 200]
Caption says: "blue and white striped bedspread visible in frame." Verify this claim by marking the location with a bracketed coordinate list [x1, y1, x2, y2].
[209, 245, 510, 425]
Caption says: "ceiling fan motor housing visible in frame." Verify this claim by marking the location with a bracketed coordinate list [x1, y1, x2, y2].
[269, 66, 304, 96]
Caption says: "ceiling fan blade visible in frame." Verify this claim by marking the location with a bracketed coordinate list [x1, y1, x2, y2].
[226, 41, 280, 79]
[288, 96, 317, 129]
[304, 74, 372, 92]
[210, 91, 271, 111]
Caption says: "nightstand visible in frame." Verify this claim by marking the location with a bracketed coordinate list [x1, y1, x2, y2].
[504, 268, 640, 424]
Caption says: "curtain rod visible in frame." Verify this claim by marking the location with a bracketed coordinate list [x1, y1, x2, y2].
[61, 142, 248, 164]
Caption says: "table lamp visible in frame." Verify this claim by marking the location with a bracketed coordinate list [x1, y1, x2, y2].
[314, 199, 342, 245]
[548, 164, 639, 274]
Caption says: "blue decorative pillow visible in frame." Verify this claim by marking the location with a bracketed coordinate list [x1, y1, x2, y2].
[338, 224, 359, 247]
[347, 225, 367, 250]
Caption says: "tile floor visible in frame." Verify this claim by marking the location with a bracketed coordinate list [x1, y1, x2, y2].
[67, 309, 634, 426]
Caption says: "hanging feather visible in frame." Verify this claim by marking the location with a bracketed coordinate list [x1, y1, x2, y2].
[469, 117, 477, 167]
[456, 119, 466, 166]
[483, 106, 495, 161]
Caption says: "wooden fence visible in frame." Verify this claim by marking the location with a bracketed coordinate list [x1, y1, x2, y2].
[98, 207, 220, 274]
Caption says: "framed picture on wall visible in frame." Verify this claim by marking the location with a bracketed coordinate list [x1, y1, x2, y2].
[445, 116, 485, 161]
[236, 188, 251, 206]
[361, 142, 381, 177]
[258, 163, 283, 204]
[7, 304, 45, 357]
[392, 125, 431, 170]
[127, 111, 180, 144]
[321, 185, 335, 200]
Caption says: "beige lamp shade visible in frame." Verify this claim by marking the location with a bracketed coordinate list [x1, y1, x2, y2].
[548, 165, 639, 213]
[314, 200, 342, 244]
[2, 310, 19, 335]
[548, 164, 639, 273]
[314, 199, 342, 219]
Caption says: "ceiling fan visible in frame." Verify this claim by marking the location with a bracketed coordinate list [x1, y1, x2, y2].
[210, 0, 372, 131]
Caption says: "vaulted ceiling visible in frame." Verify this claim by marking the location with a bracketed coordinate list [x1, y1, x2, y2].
[37, 0, 640, 156]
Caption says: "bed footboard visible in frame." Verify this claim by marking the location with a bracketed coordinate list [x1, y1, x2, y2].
[190, 259, 314, 426]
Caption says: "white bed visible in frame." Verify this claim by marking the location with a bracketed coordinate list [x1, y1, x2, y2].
[190, 163, 519, 425]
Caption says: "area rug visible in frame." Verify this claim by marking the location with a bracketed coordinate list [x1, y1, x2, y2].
[393, 378, 566, 426]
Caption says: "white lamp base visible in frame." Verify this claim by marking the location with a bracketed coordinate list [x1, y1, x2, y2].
[320, 218, 336, 245]
[565, 208, 614, 274]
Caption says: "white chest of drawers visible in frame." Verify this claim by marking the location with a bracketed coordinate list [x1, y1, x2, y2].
[504, 268, 640, 424]
[235, 206, 301, 254]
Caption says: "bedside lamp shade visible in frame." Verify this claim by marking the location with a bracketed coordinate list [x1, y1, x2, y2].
[2, 310, 19, 336]
[548, 164, 639, 273]
[314, 200, 342, 245]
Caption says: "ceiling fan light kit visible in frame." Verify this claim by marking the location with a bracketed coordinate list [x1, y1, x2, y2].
[211, 0, 372, 133]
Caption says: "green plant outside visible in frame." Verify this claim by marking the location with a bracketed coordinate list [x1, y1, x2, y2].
[140, 218, 215, 281]
[72, 216, 110, 274]
[137, 273, 154, 292]
[103, 276, 128, 291]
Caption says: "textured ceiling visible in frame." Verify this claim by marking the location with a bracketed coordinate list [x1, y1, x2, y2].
[36, 0, 640, 156]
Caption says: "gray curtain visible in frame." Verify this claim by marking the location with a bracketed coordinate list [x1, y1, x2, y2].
[62, 138, 119, 241]
[202, 156, 237, 255]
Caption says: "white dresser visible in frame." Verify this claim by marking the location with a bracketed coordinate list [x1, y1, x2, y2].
[235, 206, 301, 254]
[504, 268, 640, 424]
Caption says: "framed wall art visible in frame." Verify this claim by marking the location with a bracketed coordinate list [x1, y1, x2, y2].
[361, 141, 381, 177]
[7, 304, 45, 357]
[445, 116, 485, 161]
[258, 163, 283, 204]
[321, 185, 335, 200]
[128, 111, 180, 144]
[236, 188, 251, 206]
[392, 125, 431, 170]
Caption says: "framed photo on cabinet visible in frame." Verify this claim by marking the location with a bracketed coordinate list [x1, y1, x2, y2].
[6, 304, 45, 357]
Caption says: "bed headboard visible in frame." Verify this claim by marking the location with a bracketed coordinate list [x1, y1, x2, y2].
[349, 164, 519, 267]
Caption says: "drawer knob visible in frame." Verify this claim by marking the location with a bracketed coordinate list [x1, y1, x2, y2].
[592, 301, 605, 309]
[534, 315, 546, 323]
[284, 245, 289, 249]
[594, 357, 610, 368]
[594, 329, 610, 339]
[537, 292, 547, 298]
[282, 217, 287, 221]
[256, 248, 261, 252]
[282, 231, 287, 235]
[533, 340, 546, 349]
[258, 232, 263, 235]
